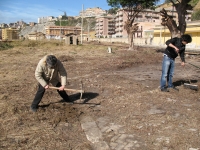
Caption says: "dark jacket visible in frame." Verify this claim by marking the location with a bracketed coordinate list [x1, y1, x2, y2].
[164, 37, 186, 62]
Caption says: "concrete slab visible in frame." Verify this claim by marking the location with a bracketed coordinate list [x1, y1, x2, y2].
[80, 115, 110, 150]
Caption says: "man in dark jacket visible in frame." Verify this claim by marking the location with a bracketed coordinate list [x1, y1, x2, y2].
[160, 34, 192, 92]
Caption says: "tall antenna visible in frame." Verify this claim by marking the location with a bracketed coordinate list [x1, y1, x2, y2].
[58, 9, 67, 17]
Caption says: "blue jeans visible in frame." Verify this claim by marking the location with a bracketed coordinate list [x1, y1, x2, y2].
[160, 55, 175, 89]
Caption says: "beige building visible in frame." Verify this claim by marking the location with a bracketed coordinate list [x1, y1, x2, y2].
[28, 32, 45, 40]
[2, 28, 19, 41]
[95, 6, 193, 39]
[95, 15, 115, 38]
[45, 26, 81, 39]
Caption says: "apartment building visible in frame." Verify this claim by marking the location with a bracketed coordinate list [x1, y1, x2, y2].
[45, 26, 81, 39]
[95, 15, 115, 38]
[114, 9, 162, 38]
[2, 28, 19, 41]
[96, 5, 192, 38]
[28, 32, 45, 40]
[155, 3, 192, 23]
[80, 7, 106, 18]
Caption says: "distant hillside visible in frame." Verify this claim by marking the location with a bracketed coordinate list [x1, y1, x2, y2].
[54, 17, 96, 32]
[19, 17, 96, 38]
[19, 22, 55, 38]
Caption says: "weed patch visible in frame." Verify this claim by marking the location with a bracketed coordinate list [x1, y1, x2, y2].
[0, 42, 13, 50]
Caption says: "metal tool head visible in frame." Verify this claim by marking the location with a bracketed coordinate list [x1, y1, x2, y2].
[79, 81, 84, 99]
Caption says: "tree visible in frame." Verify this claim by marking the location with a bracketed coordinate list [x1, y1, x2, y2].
[107, 8, 118, 14]
[160, 0, 193, 38]
[107, 0, 159, 49]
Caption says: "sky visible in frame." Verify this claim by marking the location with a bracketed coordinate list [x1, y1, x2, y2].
[0, 0, 165, 24]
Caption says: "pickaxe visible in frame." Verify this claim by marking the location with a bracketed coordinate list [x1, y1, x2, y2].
[49, 82, 84, 99]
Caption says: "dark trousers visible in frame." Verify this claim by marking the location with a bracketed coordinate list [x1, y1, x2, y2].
[31, 82, 70, 108]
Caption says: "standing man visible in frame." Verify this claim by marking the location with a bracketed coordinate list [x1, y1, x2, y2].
[160, 34, 192, 92]
[31, 55, 71, 112]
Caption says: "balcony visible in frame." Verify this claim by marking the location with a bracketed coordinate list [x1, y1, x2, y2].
[108, 24, 115, 27]
[119, 12, 123, 16]
[108, 31, 115, 34]
[119, 22, 123, 26]
[119, 17, 123, 21]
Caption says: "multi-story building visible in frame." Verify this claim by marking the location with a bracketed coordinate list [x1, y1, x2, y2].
[2, 28, 19, 41]
[155, 4, 192, 23]
[114, 9, 162, 38]
[45, 26, 81, 39]
[96, 5, 193, 39]
[95, 15, 115, 38]
[80, 7, 106, 18]
[28, 32, 45, 40]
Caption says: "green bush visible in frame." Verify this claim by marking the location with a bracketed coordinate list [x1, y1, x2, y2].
[0, 42, 14, 51]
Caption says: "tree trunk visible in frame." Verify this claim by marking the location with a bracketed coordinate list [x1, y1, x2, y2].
[124, 21, 138, 50]
[160, 8, 180, 38]
[160, 0, 193, 38]
[129, 33, 135, 50]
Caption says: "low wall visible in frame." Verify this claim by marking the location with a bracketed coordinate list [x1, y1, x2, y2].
[89, 37, 200, 51]
[91, 37, 156, 46]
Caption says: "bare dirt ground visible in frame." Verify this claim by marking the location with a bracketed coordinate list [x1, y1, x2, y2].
[0, 40, 200, 150]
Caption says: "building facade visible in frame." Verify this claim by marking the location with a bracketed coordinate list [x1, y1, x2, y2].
[2, 28, 19, 41]
[28, 32, 45, 40]
[95, 5, 193, 39]
[95, 15, 115, 38]
[45, 26, 81, 39]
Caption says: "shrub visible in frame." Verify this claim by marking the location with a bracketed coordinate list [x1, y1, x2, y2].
[0, 42, 13, 51]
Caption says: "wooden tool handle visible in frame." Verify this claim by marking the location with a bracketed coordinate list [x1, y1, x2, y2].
[49, 86, 84, 93]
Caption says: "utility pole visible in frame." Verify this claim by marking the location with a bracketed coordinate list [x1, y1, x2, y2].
[87, 19, 90, 41]
[58, 9, 66, 44]
[60, 18, 61, 42]
[81, 4, 84, 44]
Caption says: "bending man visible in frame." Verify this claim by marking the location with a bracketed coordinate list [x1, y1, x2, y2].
[31, 55, 71, 112]
[160, 34, 192, 92]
